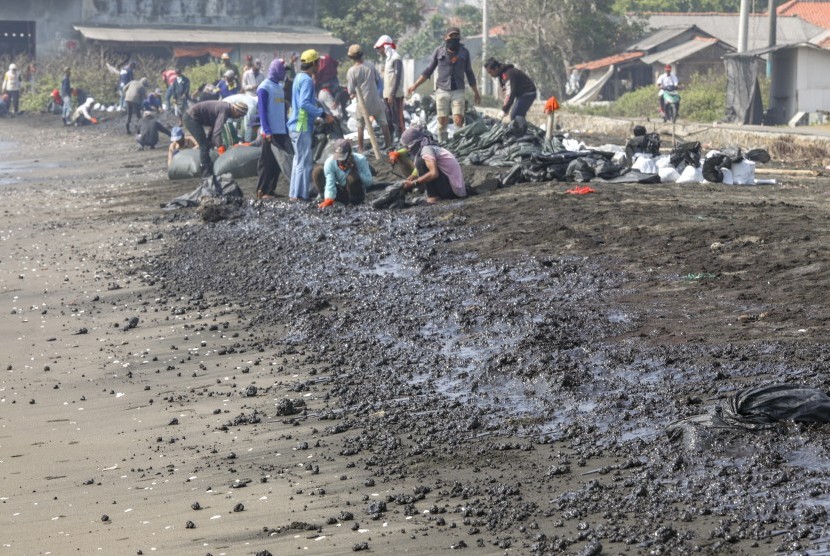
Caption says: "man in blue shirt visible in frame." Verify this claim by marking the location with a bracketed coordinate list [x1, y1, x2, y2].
[256, 58, 293, 200]
[287, 49, 335, 201]
[313, 139, 373, 207]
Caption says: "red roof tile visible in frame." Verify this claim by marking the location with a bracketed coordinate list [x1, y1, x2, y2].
[573, 51, 644, 71]
[778, 1, 830, 29]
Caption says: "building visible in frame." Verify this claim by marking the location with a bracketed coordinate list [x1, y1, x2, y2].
[0, 0, 341, 60]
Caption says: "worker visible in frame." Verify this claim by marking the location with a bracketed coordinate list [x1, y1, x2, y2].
[255, 58, 293, 199]
[399, 126, 467, 204]
[484, 57, 537, 122]
[346, 44, 392, 152]
[183, 99, 249, 180]
[374, 34, 406, 140]
[314, 139, 373, 208]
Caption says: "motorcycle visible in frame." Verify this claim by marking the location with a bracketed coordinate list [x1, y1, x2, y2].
[661, 85, 681, 123]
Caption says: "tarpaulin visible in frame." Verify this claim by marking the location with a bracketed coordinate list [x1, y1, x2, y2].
[174, 46, 230, 58]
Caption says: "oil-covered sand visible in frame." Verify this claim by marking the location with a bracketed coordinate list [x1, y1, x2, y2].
[2, 114, 830, 555]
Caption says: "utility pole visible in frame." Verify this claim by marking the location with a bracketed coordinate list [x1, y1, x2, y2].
[481, 0, 488, 98]
[738, 0, 750, 53]
[768, 0, 777, 77]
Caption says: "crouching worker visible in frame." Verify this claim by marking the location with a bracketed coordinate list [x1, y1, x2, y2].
[135, 110, 171, 150]
[314, 139, 372, 208]
[399, 127, 466, 204]
[167, 126, 198, 167]
[70, 97, 98, 126]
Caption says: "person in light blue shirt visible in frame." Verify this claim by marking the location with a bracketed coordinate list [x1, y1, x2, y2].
[287, 49, 334, 201]
[255, 58, 293, 199]
[313, 139, 372, 207]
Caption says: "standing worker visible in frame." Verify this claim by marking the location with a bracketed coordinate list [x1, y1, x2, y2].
[218, 53, 241, 83]
[407, 27, 480, 143]
[484, 58, 537, 122]
[1, 63, 22, 116]
[183, 99, 249, 181]
[346, 44, 392, 152]
[118, 61, 136, 110]
[123, 77, 149, 134]
[255, 58, 293, 200]
[287, 49, 335, 201]
[60, 67, 72, 125]
[374, 34, 406, 140]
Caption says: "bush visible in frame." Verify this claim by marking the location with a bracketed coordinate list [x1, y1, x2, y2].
[0, 47, 221, 114]
[575, 70, 729, 123]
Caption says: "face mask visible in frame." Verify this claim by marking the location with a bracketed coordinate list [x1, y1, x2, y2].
[445, 38, 460, 51]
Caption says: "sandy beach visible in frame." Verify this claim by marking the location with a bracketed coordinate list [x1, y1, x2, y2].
[3, 113, 830, 555]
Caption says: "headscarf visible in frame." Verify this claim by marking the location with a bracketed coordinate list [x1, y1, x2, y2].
[269, 58, 286, 82]
[374, 35, 397, 59]
[400, 127, 435, 159]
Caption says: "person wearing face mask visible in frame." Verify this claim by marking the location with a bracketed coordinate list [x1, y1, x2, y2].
[407, 27, 480, 143]
[255, 58, 293, 200]
[374, 34, 406, 140]
[313, 139, 372, 208]
[399, 126, 466, 204]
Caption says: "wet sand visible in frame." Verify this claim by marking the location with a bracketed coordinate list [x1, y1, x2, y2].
[2, 113, 830, 555]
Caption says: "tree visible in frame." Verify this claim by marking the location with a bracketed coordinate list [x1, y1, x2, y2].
[399, 14, 446, 59]
[453, 5, 482, 38]
[612, 0, 740, 11]
[319, 0, 424, 56]
[491, 0, 643, 97]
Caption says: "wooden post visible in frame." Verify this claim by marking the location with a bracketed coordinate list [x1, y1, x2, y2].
[546, 112, 554, 140]
[354, 88, 382, 160]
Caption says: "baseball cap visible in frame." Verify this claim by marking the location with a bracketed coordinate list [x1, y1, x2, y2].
[300, 49, 320, 64]
[347, 44, 363, 58]
[221, 53, 230, 60]
[332, 139, 352, 161]
[170, 126, 184, 142]
[446, 27, 461, 37]
[665, 64, 672, 70]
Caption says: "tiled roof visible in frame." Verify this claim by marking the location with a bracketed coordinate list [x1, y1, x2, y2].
[573, 51, 644, 71]
[778, 1, 830, 29]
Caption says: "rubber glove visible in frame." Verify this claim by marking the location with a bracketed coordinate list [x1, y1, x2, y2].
[217, 145, 226, 154]
[318, 198, 335, 209]
[90, 117, 98, 124]
[388, 150, 400, 164]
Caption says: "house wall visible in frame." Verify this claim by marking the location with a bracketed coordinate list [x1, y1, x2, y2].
[795, 48, 830, 113]
[80, 0, 317, 28]
[0, 0, 320, 56]
[770, 49, 797, 123]
[0, 0, 82, 56]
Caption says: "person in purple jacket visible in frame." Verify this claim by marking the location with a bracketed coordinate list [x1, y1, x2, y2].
[287, 49, 335, 201]
[182, 99, 248, 180]
[255, 58, 293, 199]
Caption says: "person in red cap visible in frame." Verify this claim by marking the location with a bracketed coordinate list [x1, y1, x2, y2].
[656, 64, 678, 117]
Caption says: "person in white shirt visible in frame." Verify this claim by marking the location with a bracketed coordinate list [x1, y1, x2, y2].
[656, 64, 679, 117]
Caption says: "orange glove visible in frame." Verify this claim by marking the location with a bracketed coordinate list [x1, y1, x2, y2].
[90, 117, 98, 124]
[388, 150, 400, 164]
[318, 198, 335, 209]
[217, 145, 226, 155]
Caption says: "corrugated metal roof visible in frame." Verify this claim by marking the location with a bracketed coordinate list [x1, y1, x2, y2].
[74, 25, 343, 46]
[573, 51, 644, 71]
[641, 36, 732, 65]
[778, 1, 830, 30]
[627, 26, 696, 51]
[644, 13, 824, 50]
[725, 40, 830, 57]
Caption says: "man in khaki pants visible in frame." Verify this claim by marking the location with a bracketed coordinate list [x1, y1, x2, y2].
[407, 27, 481, 143]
